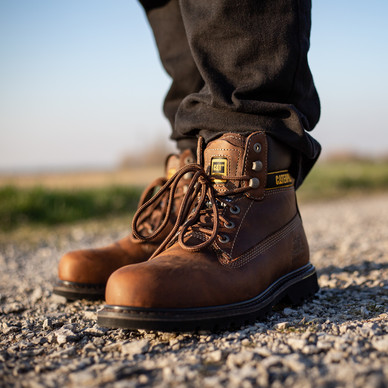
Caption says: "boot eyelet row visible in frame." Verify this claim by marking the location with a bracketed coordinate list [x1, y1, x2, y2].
[224, 220, 235, 229]
[218, 235, 230, 244]
[253, 143, 262, 153]
[230, 205, 240, 214]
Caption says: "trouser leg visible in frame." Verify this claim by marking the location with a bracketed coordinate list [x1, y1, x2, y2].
[175, 0, 321, 186]
[139, 0, 204, 152]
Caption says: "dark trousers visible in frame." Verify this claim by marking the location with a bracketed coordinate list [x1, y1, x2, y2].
[139, 0, 321, 187]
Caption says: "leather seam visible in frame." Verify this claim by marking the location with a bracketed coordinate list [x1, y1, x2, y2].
[220, 215, 300, 268]
[224, 135, 247, 143]
[230, 200, 253, 258]
[264, 187, 294, 196]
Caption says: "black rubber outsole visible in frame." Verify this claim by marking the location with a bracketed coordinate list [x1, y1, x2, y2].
[97, 264, 319, 332]
[53, 280, 105, 301]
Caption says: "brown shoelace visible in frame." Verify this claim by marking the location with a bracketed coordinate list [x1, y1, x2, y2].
[132, 163, 252, 258]
[133, 176, 169, 237]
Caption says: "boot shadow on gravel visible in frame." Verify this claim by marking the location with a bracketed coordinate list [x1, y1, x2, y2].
[316, 260, 388, 276]
[309, 261, 388, 324]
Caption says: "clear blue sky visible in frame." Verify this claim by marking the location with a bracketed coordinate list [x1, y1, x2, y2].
[1, 0, 387, 171]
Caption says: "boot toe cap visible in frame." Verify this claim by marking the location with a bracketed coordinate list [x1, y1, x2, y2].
[58, 250, 108, 284]
[104, 254, 228, 309]
[105, 264, 169, 308]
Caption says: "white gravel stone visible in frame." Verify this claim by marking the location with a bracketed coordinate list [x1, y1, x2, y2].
[287, 338, 307, 351]
[282, 354, 309, 373]
[52, 327, 78, 345]
[83, 324, 107, 337]
[121, 339, 150, 355]
[283, 308, 296, 316]
[206, 349, 223, 363]
[83, 311, 96, 320]
[372, 336, 388, 352]
[273, 321, 289, 330]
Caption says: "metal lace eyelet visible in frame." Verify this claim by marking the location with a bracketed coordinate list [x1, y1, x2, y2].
[230, 205, 240, 214]
[224, 220, 235, 229]
[184, 157, 194, 164]
[218, 235, 230, 243]
[252, 161, 263, 172]
[253, 143, 262, 153]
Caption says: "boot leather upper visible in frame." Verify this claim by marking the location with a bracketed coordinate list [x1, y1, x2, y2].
[57, 150, 195, 285]
[105, 132, 310, 308]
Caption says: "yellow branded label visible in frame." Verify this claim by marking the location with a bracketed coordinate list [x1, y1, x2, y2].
[275, 173, 292, 186]
[211, 158, 228, 183]
[266, 170, 294, 190]
[167, 168, 176, 180]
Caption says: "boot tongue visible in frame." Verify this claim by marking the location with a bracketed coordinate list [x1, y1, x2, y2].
[203, 134, 247, 193]
[165, 154, 180, 180]
[165, 149, 195, 179]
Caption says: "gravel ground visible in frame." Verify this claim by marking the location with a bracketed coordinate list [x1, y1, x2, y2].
[1, 194, 387, 388]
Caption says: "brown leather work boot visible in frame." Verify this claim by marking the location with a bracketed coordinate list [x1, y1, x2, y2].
[53, 150, 196, 300]
[98, 132, 319, 331]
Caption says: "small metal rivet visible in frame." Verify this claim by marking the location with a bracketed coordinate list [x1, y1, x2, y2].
[184, 157, 194, 164]
[253, 143, 262, 153]
[252, 161, 263, 171]
[249, 177, 260, 189]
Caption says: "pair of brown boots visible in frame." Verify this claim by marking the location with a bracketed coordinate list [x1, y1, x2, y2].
[54, 132, 319, 331]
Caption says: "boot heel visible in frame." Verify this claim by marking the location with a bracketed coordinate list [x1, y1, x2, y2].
[285, 271, 319, 306]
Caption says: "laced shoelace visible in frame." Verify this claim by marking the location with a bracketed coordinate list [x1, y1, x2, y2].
[132, 163, 252, 258]
[134, 176, 167, 236]
[133, 173, 189, 238]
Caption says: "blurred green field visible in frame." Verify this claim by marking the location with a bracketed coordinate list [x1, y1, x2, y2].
[1, 160, 387, 232]
[298, 160, 388, 201]
[0, 185, 143, 232]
